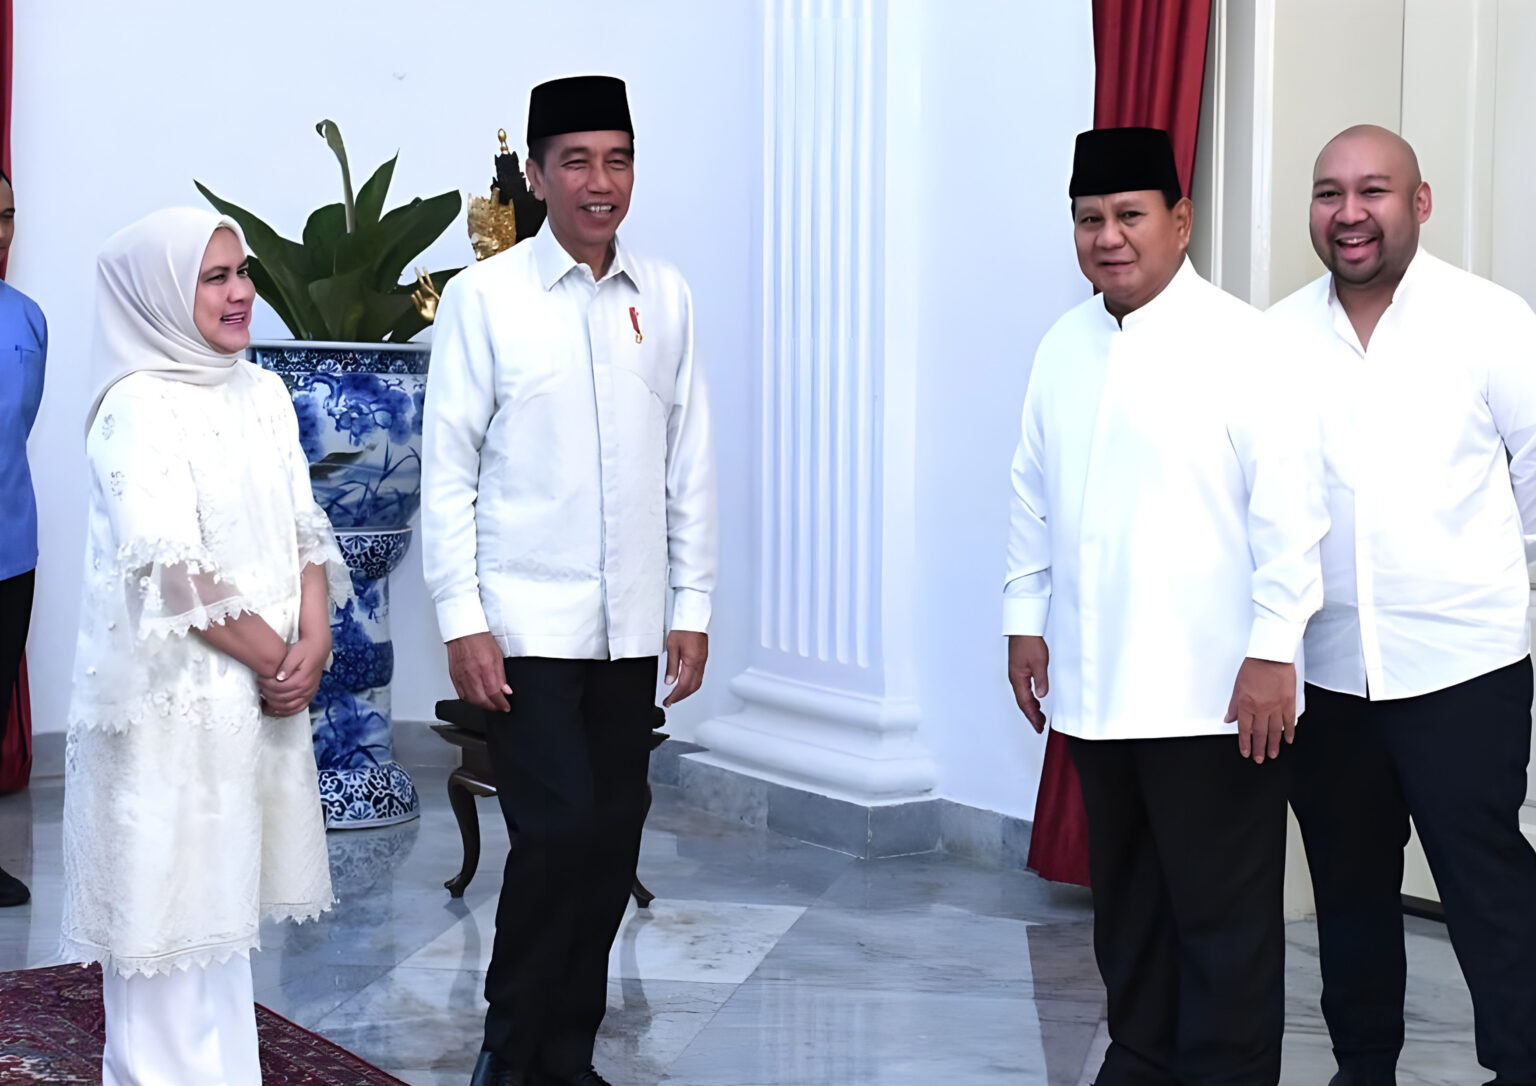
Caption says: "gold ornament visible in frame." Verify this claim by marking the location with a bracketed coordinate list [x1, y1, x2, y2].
[410, 267, 441, 321]
[467, 128, 522, 261]
[467, 194, 519, 261]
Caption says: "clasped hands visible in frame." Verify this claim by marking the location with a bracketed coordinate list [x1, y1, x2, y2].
[258, 635, 329, 718]
[1006, 635, 1297, 763]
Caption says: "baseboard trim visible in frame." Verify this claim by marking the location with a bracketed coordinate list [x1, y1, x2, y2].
[651, 738, 1037, 868]
[28, 731, 65, 780]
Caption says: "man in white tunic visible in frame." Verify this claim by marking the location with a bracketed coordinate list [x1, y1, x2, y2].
[1271, 125, 1536, 1086]
[1004, 127, 1328, 1086]
[423, 76, 716, 1086]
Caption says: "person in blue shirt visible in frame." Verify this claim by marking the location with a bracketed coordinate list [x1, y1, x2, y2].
[0, 167, 46, 909]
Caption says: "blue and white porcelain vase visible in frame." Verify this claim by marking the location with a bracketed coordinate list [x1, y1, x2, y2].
[252, 341, 427, 829]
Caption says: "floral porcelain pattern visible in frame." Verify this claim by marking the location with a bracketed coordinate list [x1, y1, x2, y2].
[251, 343, 429, 829]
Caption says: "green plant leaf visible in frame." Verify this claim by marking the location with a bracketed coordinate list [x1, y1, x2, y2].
[198, 128, 467, 343]
[244, 259, 297, 333]
[316, 120, 356, 234]
[301, 203, 349, 277]
[196, 181, 327, 339]
[355, 155, 396, 229]
[308, 268, 374, 341]
[357, 292, 418, 343]
[308, 270, 426, 342]
[368, 190, 463, 292]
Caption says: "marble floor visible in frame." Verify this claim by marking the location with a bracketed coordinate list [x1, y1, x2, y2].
[0, 728, 1486, 1086]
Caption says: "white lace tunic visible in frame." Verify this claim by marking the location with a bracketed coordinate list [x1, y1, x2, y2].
[61, 362, 351, 978]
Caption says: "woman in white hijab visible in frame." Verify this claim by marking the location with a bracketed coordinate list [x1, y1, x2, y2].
[61, 208, 350, 1085]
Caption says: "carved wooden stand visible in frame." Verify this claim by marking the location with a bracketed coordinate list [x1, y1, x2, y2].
[432, 699, 662, 908]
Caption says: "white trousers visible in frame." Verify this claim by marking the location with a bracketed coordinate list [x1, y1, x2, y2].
[101, 952, 262, 1086]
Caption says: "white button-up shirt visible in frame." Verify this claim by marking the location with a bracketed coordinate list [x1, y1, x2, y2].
[422, 225, 717, 660]
[1268, 250, 1536, 700]
[1004, 260, 1329, 741]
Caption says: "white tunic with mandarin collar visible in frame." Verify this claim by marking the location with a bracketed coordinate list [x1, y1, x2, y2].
[1268, 249, 1536, 701]
[1004, 260, 1329, 741]
[423, 224, 717, 661]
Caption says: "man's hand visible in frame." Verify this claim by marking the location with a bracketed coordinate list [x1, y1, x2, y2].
[1225, 657, 1297, 764]
[448, 631, 512, 713]
[663, 631, 708, 708]
[1008, 635, 1051, 733]
[258, 635, 330, 718]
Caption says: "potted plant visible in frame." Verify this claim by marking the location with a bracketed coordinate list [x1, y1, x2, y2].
[197, 121, 463, 830]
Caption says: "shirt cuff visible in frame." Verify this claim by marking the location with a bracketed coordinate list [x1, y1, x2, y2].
[436, 593, 491, 643]
[671, 588, 712, 633]
[1002, 596, 1050, 637]
[1246, 614, 1306, 664]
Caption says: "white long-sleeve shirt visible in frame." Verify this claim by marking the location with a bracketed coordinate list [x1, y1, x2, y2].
[1003, 260, 1329, 741]
[1268, 250, 1536, 700]
[422, 225, 717, 660]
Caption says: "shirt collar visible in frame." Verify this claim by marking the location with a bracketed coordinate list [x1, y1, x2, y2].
[1325, 245, 1427, 354]
[532, 222, 640, 293]
[1098, 256, 1199, 332]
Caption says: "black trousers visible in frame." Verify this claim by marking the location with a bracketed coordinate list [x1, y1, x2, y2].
[481, 655, 658, 1078]
[0, 570, 35, 756]
[1291, 661, 1536, 1086]
[1068, 733, 1290, 1086]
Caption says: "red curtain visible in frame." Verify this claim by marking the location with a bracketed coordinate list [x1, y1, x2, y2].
[1026, 0, 1213, 887]
[0, 0, 31, 794]
[0, 0, 10, 236]
[1093, 0, 1213, 197]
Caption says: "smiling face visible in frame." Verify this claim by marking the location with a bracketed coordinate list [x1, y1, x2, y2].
[524, 129, 634, 265]
[1309, 126, 1431, 291]
[192, 227, 255, 353]
[1072, 190, 1192, 319]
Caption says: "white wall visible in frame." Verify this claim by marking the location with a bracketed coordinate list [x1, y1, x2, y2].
[910, 3, 1095, 818]
[11, 0, 1098, 824]
[1490, 0, 1536, 309]
[9, 0, 759, 737]
[1268, 0, 1404, 305]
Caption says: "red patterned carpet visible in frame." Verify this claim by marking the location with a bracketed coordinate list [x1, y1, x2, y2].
[0, 963, 407, 1084]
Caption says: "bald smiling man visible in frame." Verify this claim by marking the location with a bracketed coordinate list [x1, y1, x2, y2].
[1269, 125, 1536, 1086]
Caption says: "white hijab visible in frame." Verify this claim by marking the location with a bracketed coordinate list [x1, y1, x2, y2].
[84, 207, 251, 434]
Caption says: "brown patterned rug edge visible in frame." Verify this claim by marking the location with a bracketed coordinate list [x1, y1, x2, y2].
[0, 962, 409, 1085]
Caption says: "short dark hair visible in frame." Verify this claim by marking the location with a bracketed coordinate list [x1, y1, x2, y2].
[527, 135, 636, 169]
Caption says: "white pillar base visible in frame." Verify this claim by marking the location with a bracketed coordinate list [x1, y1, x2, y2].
[694, 668, 937, 802]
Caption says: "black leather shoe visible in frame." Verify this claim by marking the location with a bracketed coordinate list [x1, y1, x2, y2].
[539, 1069, 614, 1086]
[1329, 1068, 1397, 1086]
[0, 866, 28, 908]
[470, 1050, 537, 1086]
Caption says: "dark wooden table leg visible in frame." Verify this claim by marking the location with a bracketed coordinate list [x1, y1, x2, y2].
[445, 767, 496, 898]
[631, 776, 657, 909]
[631, 876, 655, 909]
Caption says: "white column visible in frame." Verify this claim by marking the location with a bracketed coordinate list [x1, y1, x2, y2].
[694, 0, 935, 802]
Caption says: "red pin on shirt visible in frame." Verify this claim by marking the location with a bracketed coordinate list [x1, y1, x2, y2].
[629, 307, 643, 345]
